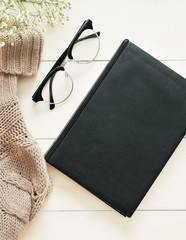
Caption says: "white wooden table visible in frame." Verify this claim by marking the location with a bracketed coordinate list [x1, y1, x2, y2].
[19, 0, 186, 239]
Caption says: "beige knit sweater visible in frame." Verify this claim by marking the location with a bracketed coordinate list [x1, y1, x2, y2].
[0, 27, 52, 240]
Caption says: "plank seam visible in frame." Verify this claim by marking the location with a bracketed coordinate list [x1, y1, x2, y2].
[41, 209, 186, 213]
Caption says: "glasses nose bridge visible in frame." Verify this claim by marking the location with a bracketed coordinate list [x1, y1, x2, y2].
[61, 57, 74, 68]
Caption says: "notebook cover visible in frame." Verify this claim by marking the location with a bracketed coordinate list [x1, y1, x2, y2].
[45, 39, 186, 217]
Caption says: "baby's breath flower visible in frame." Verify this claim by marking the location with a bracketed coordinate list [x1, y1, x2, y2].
[41, 27, 46, 32]
[0, 41, 5, 47]
[0, 22, 8, 29]
[10, 40, 15, 46]
[0, 0, 71, 46]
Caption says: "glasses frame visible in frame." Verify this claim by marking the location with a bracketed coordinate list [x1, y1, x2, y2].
[32, 19, 100, 110]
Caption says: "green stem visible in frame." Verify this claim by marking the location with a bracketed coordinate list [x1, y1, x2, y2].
[21, 0, 66, 4]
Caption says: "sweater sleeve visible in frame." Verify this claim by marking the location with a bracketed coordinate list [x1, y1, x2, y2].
[0, 27, 43, 77]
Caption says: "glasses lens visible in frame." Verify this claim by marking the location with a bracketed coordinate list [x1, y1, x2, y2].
[72, 29, 100, 63]
[42, 70, 73, 105]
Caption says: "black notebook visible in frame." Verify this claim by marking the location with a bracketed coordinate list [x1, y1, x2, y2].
[45, 39, 186, 217]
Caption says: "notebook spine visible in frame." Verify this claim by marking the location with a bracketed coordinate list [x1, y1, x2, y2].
[45, 39, 129, 161]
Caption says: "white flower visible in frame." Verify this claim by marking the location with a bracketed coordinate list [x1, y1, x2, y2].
[12, 25, 17, 31]
[0, 42, 5, 47]
[41, 16, 47, 21]
[0, 0, 71, 46]
[10, 1, 16, 7]
[20, 17, 24, 22]
[0, 22, 8, 29]
[5, 15, 10, 21]
[10, 41, 15, 46]
[8, 29, 13, 35]
[16, 14, 22, 20]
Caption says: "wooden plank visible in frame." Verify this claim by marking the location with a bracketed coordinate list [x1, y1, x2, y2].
[41, 0, 186, 61]
[36, 138, 186, 211]
[20, 211, 186, 240]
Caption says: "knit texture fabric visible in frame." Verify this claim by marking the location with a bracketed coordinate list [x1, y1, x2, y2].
[0, 28, 52, 240]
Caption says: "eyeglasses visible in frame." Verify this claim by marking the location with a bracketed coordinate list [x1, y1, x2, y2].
[32, 19, 100, 110]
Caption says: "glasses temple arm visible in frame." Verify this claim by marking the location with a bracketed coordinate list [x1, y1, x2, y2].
[75, 31, 100, 44]
[49, 73, 56, 110]
[32, 48, 68, 105]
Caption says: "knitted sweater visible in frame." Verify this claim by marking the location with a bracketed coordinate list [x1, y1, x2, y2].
[0, 27, 52, 240]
